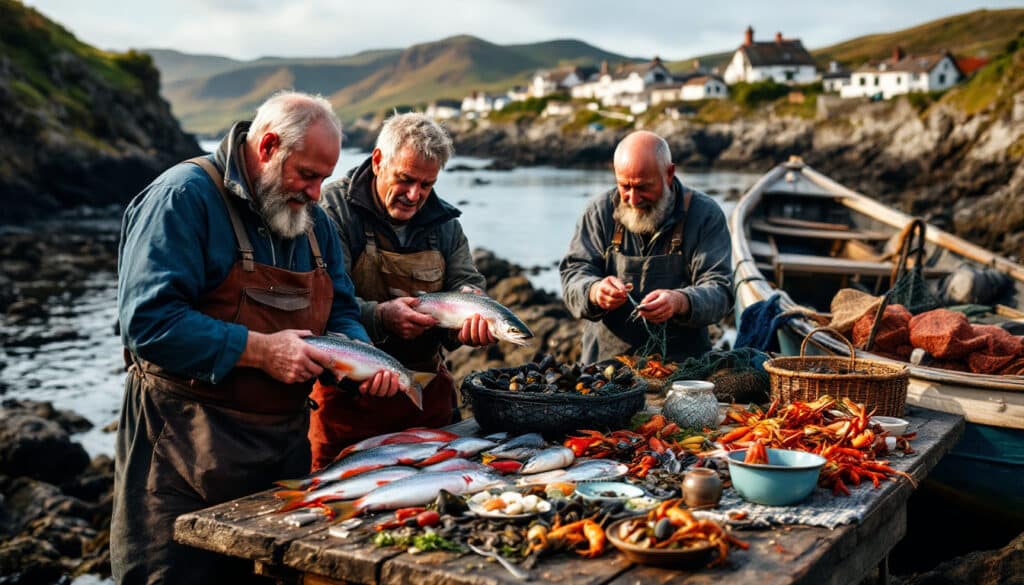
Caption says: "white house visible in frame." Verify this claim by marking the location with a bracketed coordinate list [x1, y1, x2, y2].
[460, 92, 509, 116]
[572, 58, 673, 108]
[649, 83, 685, 105]
[821, 61, 851, 93]
[425, 99, 461, 120]
[723, 27, 817, 85]
[507, 85, 529, 102]
[531, 66, 596, 98]
[681, 75, 729, 101]
[840, 48, 962, 99]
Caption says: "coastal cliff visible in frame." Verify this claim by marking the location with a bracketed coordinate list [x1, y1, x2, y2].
[0, 0, 200, 223]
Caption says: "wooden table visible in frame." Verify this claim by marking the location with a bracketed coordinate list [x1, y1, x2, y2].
[174, 407, 963, 585]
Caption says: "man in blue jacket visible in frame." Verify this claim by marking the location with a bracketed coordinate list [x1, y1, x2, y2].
[112, 91, 397, 584]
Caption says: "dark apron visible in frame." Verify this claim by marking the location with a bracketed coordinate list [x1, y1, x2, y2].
[111, 157, 333, 585]
[581, 190, 710, 364]
[308, 225, 457, 470]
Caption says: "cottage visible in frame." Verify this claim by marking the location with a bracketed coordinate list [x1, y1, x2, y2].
[572, 57, 672, 107]
[425, 99, 461, 120]
[821, 61, 851, 93]
[531, 66, 597, 98]
[681, 75, 728, 101]
[840, 48, 962, 99]
[460, 92, 509, 117]
[649, 82, 685, 106]
[723, 27, 817, 85]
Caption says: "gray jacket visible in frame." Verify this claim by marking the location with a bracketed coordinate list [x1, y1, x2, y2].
[320, 157, 486, 343]
[559, 178, 733, 362]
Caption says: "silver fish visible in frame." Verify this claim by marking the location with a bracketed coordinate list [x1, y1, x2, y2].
[420, 458, 485, 472]
[520, 446, 576, 475]
[305, 336, 429, 409]
[275, 441, 450, 489]
[327, 470, 506, 520]
[447, 437, 498, 457]
[516, 459, 629, 486]
[274, 467, 419, 512]
[403, 291, 534, 345]
[485, 433, 545, 455]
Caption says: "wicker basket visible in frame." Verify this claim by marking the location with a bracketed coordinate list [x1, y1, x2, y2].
[460, 369, 647, 436]
[763, 327, 909, 417]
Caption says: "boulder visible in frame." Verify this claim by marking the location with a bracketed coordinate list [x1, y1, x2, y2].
[0, 409, 90, 484]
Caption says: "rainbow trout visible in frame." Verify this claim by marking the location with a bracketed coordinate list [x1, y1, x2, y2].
[326, 469, 506, 520]
[274, 466, 419, 512]
[398, 291, 534, 345]
[275, 441, 453, 489]
[304, 336, 429, 409]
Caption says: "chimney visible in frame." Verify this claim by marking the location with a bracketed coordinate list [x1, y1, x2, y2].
[892, 46, 905, 62]
[693, 58, 701, 71]
[652, 55, 662, 66]
[775, 31, 783, 44]
[744, 25, 754, 46]
[600, 60, 608, 75]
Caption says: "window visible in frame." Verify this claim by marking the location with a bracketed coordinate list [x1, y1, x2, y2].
[785, 71, 794, 81]
[896, 76, 902, 85]
[859, 76, 866, 86]
[938, 73, 946, 84]
[874, 76, 880, 86]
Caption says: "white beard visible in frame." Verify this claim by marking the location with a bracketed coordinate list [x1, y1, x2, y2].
[614, 186, 675, 235]
[254, 160, 312, 239]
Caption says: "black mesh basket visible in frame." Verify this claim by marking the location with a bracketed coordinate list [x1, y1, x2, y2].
[460, 369, 647, 436]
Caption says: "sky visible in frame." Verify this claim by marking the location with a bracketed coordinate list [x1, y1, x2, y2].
[24, 0, 1024, 61]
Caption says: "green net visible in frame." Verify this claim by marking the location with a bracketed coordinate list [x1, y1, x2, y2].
[667, 348, 770, 382]
[889, 269, 940, 315]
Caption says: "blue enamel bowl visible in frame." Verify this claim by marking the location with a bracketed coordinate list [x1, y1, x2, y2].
[726, 448, 826, 506]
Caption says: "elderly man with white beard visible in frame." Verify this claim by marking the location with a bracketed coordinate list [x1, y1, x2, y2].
[560, 131, 733, 364]
[112, 91, 387, 585]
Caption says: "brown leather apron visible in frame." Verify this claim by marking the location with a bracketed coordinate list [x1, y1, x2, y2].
[112, 157, 334, 584]
[308, 226, 457, 470]
[127, 157, 334, 415]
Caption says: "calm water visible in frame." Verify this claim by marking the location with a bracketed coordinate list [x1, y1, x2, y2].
[0, 143, 758, 458]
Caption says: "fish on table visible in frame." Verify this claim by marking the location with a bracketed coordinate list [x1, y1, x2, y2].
[334, 428, 460, 460]
[420, 458, 486, 472]
[516, 459, 629, 486]
[304, 336, 431, 410]
[275, 441, 454, 490]
[326, 470, 507, 521]
[394, 290, 534, 346]
[274, 467, 419, 512]
[520, 446, 576, 474]
[481, 433, 546, 463]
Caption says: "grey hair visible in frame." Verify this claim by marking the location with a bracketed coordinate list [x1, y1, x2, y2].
[249, 91, 342, 154]
[375, 112, 454, 169]
[614, 131, 672, 170]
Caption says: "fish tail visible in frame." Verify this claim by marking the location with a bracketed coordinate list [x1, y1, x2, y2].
[323, 500, 361, 522]
[276, 496, 318, 513]
[273, 479, 309, 490]
[273, 490, 307, 500]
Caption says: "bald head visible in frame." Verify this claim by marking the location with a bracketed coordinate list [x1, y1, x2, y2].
[613, 131, 672, 174]
[612, 131, 676, 235]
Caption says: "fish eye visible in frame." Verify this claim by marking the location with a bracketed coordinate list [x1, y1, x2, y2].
[509, 327, 520, 334]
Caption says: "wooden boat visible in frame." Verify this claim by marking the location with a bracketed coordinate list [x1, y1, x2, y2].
[729, 157, 1024, 519]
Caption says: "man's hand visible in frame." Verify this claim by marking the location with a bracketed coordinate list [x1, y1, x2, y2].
[378, 297, 438, 339]
[588, 276, 631, 311]
[458, 313, 496, 346]
[239, 329, 327, 384]
[358, 370, 402, 398]
[636, 290, 689, 324]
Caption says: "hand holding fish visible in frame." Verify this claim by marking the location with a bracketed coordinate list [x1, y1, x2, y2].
[589, 276, 631, 311]
[378, 297, 439, 339]
[358, 369, 402, 397]
[240, 329, 328, 384]
[457, 313, 497, 346]
[636, 289, 689, 323]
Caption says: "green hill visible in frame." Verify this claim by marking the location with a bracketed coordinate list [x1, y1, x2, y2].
[812, 8, 1024, 67]
[155, 34, 632, 134]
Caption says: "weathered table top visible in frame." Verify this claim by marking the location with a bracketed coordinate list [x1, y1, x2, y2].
[174, 407, 963, 585]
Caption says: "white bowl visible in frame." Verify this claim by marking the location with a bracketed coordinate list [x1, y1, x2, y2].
[871, 416, 909, 436]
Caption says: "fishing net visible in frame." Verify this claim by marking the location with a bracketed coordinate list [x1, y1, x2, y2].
[887, 219, 940, 315]
[667, 348, 771, 403]
[626, 292, 669, 359]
